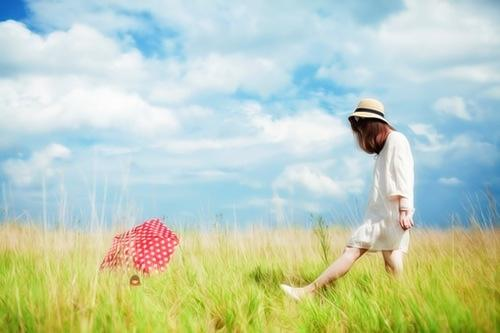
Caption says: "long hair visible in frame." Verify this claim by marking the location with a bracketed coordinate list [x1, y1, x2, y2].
[349, 117, 395, 154]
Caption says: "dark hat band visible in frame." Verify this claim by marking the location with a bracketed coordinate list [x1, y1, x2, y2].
[354, 108, 385, 118]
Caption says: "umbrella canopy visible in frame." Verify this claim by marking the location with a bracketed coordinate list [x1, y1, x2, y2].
[100, 218, 180, 274]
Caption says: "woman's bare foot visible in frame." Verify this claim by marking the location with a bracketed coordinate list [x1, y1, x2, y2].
[280, 284, 313, 301]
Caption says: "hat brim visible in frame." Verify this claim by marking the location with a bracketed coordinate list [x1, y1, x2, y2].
[348, 111, 391, 125]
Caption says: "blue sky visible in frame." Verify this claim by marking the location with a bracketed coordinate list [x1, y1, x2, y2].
[0, 0, 499, 228]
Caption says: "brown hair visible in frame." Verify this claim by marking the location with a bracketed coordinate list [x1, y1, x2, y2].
[349, 117, 395, 154]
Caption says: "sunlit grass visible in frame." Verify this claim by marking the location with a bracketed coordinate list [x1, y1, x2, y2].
[0, 221, 498, 332]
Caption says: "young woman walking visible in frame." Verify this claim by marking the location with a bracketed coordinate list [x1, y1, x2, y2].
[281, 98, 415, 300]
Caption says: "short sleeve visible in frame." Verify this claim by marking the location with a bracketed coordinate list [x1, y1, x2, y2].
[385, 133, 415, 209]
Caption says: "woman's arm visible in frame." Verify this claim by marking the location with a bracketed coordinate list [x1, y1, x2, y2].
[391, 195, 414, 230]
[386, 133, 415, 231]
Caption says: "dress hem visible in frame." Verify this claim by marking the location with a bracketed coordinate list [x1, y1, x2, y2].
[346, 244, 408, 254]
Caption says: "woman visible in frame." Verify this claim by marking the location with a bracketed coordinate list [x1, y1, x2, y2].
[281, 98, 415, 300]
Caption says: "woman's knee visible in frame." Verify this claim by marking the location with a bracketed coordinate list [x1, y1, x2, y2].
[343, 246, 367, 261]
[388, 260, 403, 275]
[383, 250, 404, 275]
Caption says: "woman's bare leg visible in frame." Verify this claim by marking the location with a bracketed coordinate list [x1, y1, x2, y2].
[281, 247, 368, 300]
[382, 249, 404, 276]
[309, 246, 368, 290]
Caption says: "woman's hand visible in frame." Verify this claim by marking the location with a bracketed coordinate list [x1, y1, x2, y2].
[399, 210, 414, 230]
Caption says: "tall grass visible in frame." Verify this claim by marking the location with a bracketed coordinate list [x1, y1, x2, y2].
[312, 214, 331, 265]
[0, 219, 498, 332]
[0, 188, 498, 332]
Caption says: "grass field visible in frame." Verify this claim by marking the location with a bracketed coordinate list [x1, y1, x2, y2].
[0, 221, 498, 332]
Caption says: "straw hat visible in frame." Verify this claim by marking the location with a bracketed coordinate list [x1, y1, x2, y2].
[348, 98, 390, 125]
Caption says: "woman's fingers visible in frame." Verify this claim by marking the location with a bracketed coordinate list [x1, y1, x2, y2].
[400, 215, 413, 230]
[406, 217, 413, 229]
[407, 216, 414, 228]
[399, 212, 409, 230]
[399, 211, 415, 230]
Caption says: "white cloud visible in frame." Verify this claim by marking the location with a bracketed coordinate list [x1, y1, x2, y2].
[409, 123, 498, 166]
[2, 144, 71, 186]
[0, 21, 145, 81]
[0, 20, 291, 110]
[272, 158, 365, 198]
[408, 123, 446, 152]
[438, 177, 462, 186]
[375, 0, 500, 65]
[154, 103, 351, 156]
[245, 103, 351, 154]
[182, 53, 290, 97]
[149, 54, 292, 103]
[18, 0, 500, 90]
[433, 96, 471, 120]
[311, 0, 500, 91]
[0, 21, 179, 140]
[273, 165, 343, 197]
[0, 78, 178, 137]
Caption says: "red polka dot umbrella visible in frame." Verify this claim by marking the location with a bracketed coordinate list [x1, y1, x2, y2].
[100, 218, 180, 274]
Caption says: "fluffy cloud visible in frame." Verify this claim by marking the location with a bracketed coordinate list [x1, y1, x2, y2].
[409, 123, 498, 166]
[154, 102, 351, 156]
[2, 144, 71, 186]
[433, 96, 471, 120]
[0, 19, 292, 114]
[0, 21, 145, 81]
[438, 177, 462, 186]
[182, 54, 290, 97]
[408, 123, 445, 152]
[272, 157, 365, 199]
[0, 78, 178, 138]
[0, 21, 179, 141]
[148, 54, 291, 103]
[18, 0, 500, 92]
[273, 165, 344, 197]
[245, 103, 351, 154]
[376, 0, 500, 63]
[312, 0, 500, 97]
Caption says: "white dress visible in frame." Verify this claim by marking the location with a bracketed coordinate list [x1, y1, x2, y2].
[346, 131, 414, 253]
